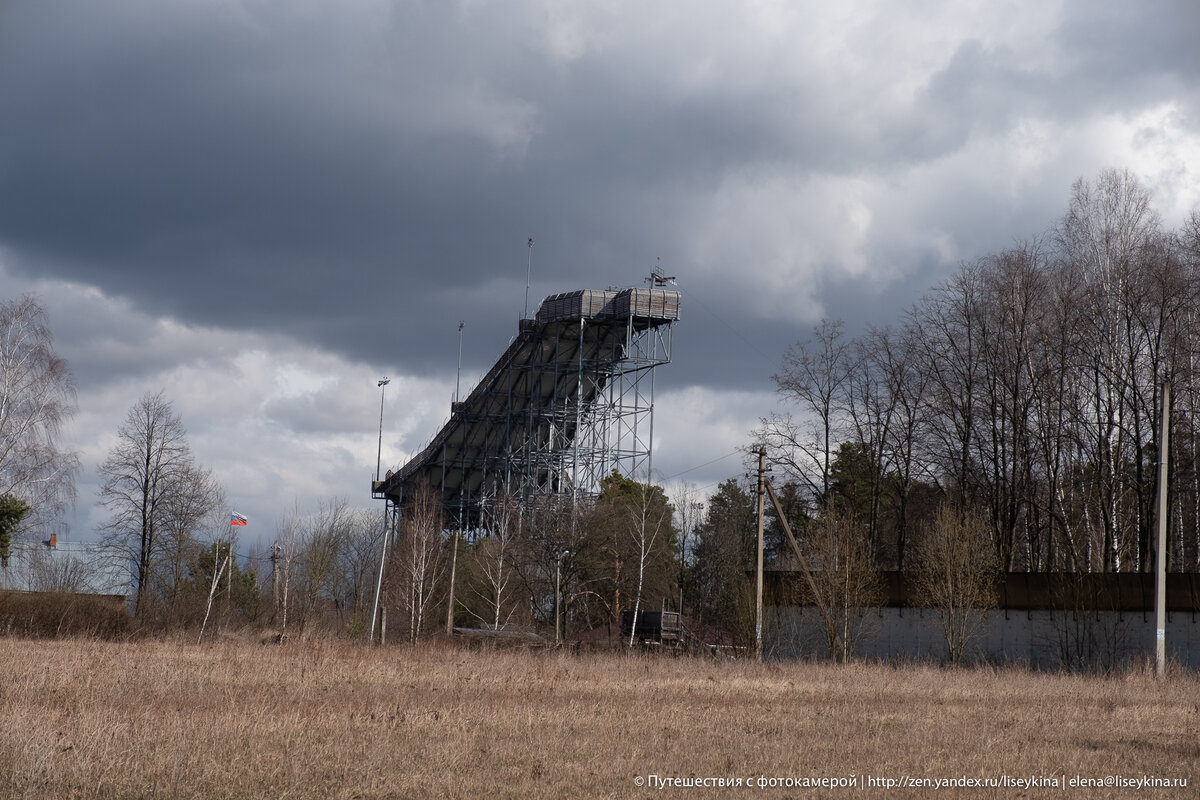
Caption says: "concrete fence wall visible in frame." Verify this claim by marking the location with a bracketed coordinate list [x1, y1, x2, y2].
[768, 606, 1200, 671]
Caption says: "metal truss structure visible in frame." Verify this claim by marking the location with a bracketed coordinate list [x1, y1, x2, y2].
[373, 287, 680, 530]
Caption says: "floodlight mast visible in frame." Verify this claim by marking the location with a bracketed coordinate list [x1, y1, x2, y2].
[375, 377, 390, 483]
[370, 376, 391, 645]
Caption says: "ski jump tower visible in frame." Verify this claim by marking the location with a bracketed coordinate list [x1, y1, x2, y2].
[373, 285, 681, 530]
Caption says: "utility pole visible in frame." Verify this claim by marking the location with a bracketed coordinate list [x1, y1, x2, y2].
[1155, 381, 1171, 678]
[755, 448, 766, 662]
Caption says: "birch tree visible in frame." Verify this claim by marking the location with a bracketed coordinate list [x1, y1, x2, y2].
[388, 485, 446, 643]
[0, 295, 79, 537]
[465, 492, 521, 630]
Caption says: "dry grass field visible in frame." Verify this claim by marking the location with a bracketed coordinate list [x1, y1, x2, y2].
[1, 636, 1197, 799]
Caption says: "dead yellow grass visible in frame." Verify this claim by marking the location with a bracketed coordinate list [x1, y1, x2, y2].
[1, 636, 1196, 798]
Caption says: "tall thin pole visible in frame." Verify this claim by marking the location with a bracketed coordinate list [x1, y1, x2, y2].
[524, 237, 534, 319]
[370, 377, 391, 644]
[375, 378, 390, 483]
[755, 448, 766, 662]
[455, 322, 464, 404]
[446, 528, 459, 635]
[369, 501, 389, 644]
[271, 541, 280, 625]
[556, 549, 569, 645]
[1155, 381, 1171, 677]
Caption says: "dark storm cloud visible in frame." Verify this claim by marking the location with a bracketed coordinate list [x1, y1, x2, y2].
[3, 0, 1199, 541]
[1, 0, 1198, 400]
[0, 3, 542, 345]
[1, 0, 806, 383]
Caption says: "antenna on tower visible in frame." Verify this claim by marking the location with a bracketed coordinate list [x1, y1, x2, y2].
[647, 256, 677, 288]
[523, 237, 534, 319]
[455, 320, 465, 405]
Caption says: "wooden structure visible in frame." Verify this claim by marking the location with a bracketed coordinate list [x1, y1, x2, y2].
[620, 610, 682, 645]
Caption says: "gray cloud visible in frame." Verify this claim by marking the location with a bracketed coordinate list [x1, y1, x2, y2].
[2, 0, 1199, 539]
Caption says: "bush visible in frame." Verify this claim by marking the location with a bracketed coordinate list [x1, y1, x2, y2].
[0, 590, 131, 639]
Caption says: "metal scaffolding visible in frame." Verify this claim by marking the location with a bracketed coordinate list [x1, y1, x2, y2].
[373, 286, 680, 530]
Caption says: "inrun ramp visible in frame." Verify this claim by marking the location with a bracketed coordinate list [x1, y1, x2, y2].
[373, 287, 680, 529]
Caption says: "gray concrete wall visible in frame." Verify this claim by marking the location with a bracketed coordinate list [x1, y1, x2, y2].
[768, 606, 1200, 670]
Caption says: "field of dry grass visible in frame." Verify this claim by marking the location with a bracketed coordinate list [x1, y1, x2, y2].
[1, 635, 1196, 798]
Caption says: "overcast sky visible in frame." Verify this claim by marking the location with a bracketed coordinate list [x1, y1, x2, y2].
[2, 0, 1199, 548]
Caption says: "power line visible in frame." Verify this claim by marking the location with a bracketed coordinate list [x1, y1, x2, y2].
[662, 447, 744, 481]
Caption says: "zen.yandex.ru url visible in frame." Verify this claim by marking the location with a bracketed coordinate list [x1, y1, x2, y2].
[866, 774, 1187, 790]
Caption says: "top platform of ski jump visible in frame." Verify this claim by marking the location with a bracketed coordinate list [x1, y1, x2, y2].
[373, 286, 681, 529]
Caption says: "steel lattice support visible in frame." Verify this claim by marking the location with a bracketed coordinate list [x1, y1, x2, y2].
[374, 287, 679, 531]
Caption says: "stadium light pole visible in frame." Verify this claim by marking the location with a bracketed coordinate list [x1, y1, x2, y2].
[370, 377, 391, 644]
[375, 377, 390, 483]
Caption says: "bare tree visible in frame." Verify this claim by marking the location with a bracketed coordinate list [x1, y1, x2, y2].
[274, 512, 301, 639]
[911, 505, 1000, 664]
[752, 170, 1200, 588]
[25, 542, 98, 593]
[670, 481, 703, 612]
[464, 492, 522, 630]
[270, 498, 369, 636]
[799, 508, 882, 662]
[1057, 169, 1161, 572]
[337, 507, 386, 632]
[0, 295, 79, 537]
[866, 322, 933, 570]
[512, 495, 593, 634]
[760, 319, 851, 504]
[914, 262, 987, 511]
[197, 538, 233, 645]
[388, 485, 446, 643]
[154, 463, 226, 627]
[99, 391, 195, 618]
[623, 480, 674, 647]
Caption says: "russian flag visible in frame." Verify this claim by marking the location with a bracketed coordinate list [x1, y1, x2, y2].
[230, 512, 248, 526]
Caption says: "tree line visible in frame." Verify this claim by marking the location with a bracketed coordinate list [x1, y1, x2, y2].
[758, 168, 1200, 576]
[91, 389, 686, 642]
[6, 168, 1199, 657]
